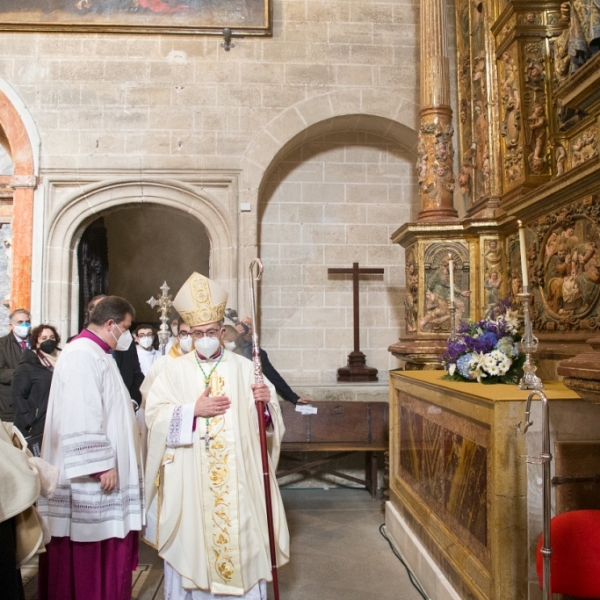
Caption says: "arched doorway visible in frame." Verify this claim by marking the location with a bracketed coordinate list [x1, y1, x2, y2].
[76, 205, 211, 329]
[43, 179, 235, 340]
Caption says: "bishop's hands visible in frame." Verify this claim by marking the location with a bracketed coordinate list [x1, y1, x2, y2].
[194, 386, 231, 417]
[251, 382, 270, 405]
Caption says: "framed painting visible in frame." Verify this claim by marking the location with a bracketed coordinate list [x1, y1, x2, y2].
[0, 0, 271, 36]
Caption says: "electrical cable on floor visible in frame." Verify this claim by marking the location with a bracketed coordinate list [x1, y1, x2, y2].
[379, 524, 432, 600]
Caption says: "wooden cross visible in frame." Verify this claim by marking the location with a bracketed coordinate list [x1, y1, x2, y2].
[328, 262, 384, 382]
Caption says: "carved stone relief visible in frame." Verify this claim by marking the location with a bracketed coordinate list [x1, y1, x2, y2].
[523, 43, 550, 175]
[571, 126, 598, 167]
[527, 198, 600, 331]
[405, 246, 418, 334]
[417, 120, 456, 212]
[500, 49, 524, 185]
[483, 238, 503, 309]
[420, 242, 471, 334]
[554, 143, 567, 175]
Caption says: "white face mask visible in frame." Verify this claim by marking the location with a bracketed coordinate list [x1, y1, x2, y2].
[138, 336, 153, 350]
[171, 325, 178, 336]
[224, 341, 236, 351]
[111, 325, 133, 352]
[179, 336, 193, 353]
[195, 336, 221, 358]
[14, 324, 31, 339]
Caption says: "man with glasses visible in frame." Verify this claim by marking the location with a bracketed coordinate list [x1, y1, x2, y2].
[0, 309, 32, 421]
[133, 324, 159, 376]
[145, 272, 289, 599]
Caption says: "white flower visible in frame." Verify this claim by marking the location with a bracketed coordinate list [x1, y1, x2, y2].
[504, 310, 520, 334]
[484, 354, 496, 368]
[448, 363, 456, 376]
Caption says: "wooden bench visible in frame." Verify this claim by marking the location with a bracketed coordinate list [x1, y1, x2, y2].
[276, 400, 389, 499]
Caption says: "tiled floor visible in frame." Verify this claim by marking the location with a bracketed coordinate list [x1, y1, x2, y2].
[26, 488, 427, 600]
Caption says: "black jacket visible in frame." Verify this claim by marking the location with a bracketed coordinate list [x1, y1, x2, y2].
[237, 340, 300, 405]
[113, 340, 144, 406]
[12, 349, 54, 441]
[0, 333, 29, 420]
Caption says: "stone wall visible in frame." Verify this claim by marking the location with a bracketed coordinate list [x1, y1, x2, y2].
[0, 0, 424, 382]
[260, 130, 417, 382]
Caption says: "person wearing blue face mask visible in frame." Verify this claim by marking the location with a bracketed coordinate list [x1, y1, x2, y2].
[0, 309, 32, 422]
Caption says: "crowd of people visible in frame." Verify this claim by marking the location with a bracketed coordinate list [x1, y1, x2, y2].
[0, 272, 306, 600]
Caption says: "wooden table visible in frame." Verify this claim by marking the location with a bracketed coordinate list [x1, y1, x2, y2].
[276, 400, 389, 499]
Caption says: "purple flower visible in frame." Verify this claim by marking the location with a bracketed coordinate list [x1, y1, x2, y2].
[442, 339, 468, 364]
[465, 331, 497, 353]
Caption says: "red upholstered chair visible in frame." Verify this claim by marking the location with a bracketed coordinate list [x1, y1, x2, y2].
[536, 509, 600, 598]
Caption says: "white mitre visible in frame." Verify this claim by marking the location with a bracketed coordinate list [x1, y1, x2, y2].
[173, 272, 228, 327]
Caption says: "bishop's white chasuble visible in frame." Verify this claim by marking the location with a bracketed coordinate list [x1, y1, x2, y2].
[145, 349, 289, 597]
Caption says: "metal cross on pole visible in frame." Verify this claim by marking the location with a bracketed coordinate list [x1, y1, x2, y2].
[147, 281, 174, 355]
[327, 262, 384, 382]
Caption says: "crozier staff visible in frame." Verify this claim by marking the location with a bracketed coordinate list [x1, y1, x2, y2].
[145, 272, 289, 599]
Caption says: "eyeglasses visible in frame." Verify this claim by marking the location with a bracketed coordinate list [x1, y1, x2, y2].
[178, 331, 190, 339]
[191, 329, 221, 339]
[137, 333, 154, 339]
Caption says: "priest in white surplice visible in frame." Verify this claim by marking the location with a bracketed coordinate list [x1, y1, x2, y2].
[145, 273, 290, 599]
[37, 296, 144, 600]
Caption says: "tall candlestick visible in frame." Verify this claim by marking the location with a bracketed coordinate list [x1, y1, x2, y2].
[518, 221, 529, 290]
[448, 253, 454, 304]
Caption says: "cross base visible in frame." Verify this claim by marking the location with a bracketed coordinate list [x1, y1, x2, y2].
[337, 351, 378, 382]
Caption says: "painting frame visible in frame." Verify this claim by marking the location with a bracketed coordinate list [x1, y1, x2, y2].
[0, 0, 271, 37]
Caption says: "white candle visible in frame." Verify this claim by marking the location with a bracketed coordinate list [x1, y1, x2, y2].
[448, 253, 454, 304]
[518, 221, 529, 290]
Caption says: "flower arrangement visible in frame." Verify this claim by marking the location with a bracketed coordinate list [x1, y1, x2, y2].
[441, 299, 525, 384]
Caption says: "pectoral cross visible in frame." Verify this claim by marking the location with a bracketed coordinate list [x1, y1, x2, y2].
[204, 428, 212, 451]
[327, 262, 384, 382]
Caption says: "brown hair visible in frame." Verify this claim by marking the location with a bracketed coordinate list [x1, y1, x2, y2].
[89, 296, 135, 326]
[30, 324, 61, 350]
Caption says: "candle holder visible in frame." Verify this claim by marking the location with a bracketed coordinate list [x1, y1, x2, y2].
[449, 301, 457, 341]
[517, 289, 544, 391]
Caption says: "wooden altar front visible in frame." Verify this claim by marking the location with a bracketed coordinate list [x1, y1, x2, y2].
[386, 370, 581, 600]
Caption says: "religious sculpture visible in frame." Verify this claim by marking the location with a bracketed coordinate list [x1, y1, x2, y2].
[404, 253, 419, 333]
[526, 103, 548, 173]
[420, 247, 471, 333]
[522, 201, 600, 330]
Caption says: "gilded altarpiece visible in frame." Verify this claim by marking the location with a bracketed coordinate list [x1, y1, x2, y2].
[494, 3, 563, 200]
[455, 0, 500, 215]
[507, 197, 600, 333]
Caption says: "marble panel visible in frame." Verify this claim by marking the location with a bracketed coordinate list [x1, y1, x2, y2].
[399, 394, 490, 563]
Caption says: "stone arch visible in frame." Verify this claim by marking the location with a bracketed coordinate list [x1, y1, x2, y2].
[235, 91, 419, 312]
[0, 78, 41, 311]
[43, 179, 235, 338]
[241, 90, 419, 204]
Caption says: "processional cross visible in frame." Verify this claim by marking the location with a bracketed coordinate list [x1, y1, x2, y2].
[147, 281, 173, 355]
[327, 262, 384, 382]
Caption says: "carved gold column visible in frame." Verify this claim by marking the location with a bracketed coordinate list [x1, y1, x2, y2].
[417, 0, 459, 222]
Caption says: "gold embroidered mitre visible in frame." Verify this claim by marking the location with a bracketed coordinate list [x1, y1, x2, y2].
[173, 273, 228, 327]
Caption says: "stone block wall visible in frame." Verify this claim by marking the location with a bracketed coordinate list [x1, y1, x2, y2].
[260, 131, 417, 383]
[0, 0, 425, 383]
